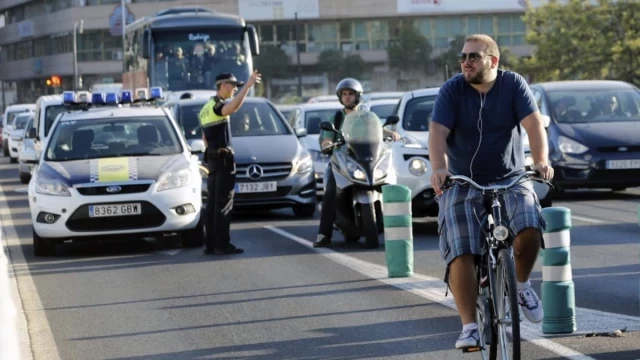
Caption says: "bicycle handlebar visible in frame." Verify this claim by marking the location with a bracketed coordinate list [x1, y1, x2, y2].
[444, 170, 553, 192]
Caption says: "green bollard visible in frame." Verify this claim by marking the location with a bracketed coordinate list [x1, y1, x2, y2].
[541, 207, 577, 334]
[382, 184, 413, 278]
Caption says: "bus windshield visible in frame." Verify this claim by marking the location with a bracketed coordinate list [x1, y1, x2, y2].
[152, 29, 250, 91]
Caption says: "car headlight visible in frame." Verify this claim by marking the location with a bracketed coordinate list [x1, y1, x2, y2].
[374, 154, 391, 181]
[346, 159, 367, 181]
[402, 135, 426, 149]
[408, 158, 427, 175]
[35, 178, 71, 196]
[558, 135, 588, 155]
[293, 154, 313, 174]
[157, 168, 191, 192]
[309, 149, 330, 162]
[12, 135, 23, 141]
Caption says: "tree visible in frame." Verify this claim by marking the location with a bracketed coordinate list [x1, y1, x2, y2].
[436, 35, 466, 79]
[253, 45, 292, 97]
[317, 49, 367, 83]
[386, 24, 433, 75]
[520, 0, 640, 85]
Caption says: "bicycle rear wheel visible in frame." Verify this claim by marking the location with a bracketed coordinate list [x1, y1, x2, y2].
[494, 248, 521, 360]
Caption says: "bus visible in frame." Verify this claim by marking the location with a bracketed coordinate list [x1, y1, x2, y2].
[123, 7, 259, 95]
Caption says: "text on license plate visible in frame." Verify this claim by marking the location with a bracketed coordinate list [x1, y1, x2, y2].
[235, 182, 277, 193]
[605, 160, 640, 169]
[89, 203, 142, 217]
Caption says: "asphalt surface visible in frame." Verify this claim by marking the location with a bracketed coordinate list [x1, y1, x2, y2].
[0, 156, 639, 360]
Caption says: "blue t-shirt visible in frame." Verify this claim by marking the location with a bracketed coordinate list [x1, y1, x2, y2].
[431, 70, 538, 185]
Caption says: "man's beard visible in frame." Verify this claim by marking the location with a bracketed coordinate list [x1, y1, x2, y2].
[464, 66, 490, 85]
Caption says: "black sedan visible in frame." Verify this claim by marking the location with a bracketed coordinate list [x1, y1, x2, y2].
[529, 80, 640, 191]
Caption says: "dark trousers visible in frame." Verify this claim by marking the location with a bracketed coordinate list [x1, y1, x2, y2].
[318, 164, 337, 237]
[205, 150, 236, 249]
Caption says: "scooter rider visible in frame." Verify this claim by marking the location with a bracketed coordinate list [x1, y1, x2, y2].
[314, 78, 401, 248]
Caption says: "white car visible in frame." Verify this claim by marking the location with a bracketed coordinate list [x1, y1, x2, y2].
[19, 117, 40, 184]
[288, 101, 344, 196]
[28, 90, 204, 256]
[367, 98, 400, 121]
[392, 87, 552, 214]
[8, 112, 34, 164]
[2, 104, 35, 158]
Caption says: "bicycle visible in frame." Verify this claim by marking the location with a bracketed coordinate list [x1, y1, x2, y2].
[442, 170, 553, 360]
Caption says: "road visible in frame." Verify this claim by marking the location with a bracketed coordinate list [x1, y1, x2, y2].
[1, 156, 639, 360]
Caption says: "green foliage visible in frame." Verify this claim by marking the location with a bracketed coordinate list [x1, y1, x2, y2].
[520, 0, 640, 85]
[317, 49, 368, 82]
[386, 24, 433, 75]
[253, 45, 292, 80]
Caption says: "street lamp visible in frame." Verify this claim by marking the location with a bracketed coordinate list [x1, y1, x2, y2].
[72, 19, 84, 92]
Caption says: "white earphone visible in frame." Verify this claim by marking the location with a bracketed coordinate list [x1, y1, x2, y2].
[469, 92, 487, 180]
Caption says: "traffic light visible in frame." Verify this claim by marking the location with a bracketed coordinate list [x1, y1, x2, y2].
[46, 75, 61, 87]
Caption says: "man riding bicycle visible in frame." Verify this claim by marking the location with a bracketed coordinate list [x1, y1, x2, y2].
[428, 34, 554, 350]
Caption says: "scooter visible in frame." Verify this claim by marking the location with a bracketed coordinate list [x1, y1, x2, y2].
[320, 111, 399, 249]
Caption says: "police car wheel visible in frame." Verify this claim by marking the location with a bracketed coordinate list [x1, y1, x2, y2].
[33, 227, 55, 256]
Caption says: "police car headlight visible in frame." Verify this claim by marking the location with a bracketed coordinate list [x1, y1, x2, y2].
[157, 168, 191, 192]
[35, 178, 71, 197]
[293, 155, 313, 174]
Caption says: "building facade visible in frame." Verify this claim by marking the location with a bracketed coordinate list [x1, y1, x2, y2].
[0, 0, 537, 103]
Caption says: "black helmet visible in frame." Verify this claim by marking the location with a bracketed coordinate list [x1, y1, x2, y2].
[336, 78, 363, 109]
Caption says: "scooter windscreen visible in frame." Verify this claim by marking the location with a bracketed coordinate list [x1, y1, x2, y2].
[341, 110, 384, 163]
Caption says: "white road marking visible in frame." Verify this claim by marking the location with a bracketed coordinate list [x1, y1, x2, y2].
[154, 249, 182, 256]
[0, 183, 54, 360]
[266, 225, 640, 360]
[14, 187, 29, 194]
[571, 215, 604, 224]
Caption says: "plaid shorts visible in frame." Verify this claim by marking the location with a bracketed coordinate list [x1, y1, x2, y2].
[436, 178, 547, 265]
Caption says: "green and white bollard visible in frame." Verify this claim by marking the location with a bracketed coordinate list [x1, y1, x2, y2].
[541, 207, 577, 334]
[381, 184, 413, 278]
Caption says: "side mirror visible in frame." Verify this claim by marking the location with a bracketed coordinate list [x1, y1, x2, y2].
[27, 128, 37, 139]
[541, 115, 551, 128]
[320, 121, 337, 133]
[247, 25, 259, 56]
[384, 115, 400, 127]
[142, 29, 151, 59]
[190, 140, 205, 154]
[295, 128, 307, 138]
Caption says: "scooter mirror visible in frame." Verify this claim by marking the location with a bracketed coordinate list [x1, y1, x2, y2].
[384, 115, 400, 127]
[320, 121, 337, 133]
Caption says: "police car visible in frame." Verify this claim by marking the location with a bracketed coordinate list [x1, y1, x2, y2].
[28, 89, 204, 256]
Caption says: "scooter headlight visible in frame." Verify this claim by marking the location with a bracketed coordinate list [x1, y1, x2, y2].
[374, 154, 391, 181]
[346, 159, 367, 181]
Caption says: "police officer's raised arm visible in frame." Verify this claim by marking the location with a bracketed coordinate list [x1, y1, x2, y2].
[219, 71, 262, 117]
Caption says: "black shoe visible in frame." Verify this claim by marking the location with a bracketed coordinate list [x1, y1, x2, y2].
[313, 236, 331, 248]
[213, 244, 244, 255]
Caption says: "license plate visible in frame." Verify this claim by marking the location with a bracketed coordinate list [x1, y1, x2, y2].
[605, 160, 640, 169]
[235, 182, 277, 193]
[89, 203, 141, 217]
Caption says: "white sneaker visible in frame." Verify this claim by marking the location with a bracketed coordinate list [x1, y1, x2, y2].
[455, 328, 480, 349]
[518, 287, 543, 323]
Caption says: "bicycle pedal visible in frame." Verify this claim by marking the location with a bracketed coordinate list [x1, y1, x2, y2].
[462, 346, 483, 353]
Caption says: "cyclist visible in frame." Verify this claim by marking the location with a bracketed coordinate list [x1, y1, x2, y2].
[314, 78, 400, 247]
[428, 34, 554, 349]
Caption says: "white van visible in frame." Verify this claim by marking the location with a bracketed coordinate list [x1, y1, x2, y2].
[2, 104, 36, 156]
[33, 95, 66, 145]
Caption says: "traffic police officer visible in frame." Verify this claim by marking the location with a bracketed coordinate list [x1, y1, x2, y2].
[199, 70, 261, 255]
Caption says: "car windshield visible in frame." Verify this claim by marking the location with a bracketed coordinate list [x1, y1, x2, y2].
[402, 95, 435, 131]
[44, 104, 68, 137]
[547, 88, 640, 123]
[14, 115, 31, 130]
[231, 102, 290, 137]
[6, 110, 30, 126]
[45, 116, 183, 161]
[304, 109, 341, 135]
[370, 104, 396, 120]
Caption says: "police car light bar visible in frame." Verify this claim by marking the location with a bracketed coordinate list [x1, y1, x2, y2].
[149, 87, 163, 100]
[62, 91, 76, 105]
[121, 90, 133, 104]
[91, 92, 106, 105]
[105, 93, 119, 105]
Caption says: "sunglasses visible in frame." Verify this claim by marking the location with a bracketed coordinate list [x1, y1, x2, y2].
[457, 52, 490, 63]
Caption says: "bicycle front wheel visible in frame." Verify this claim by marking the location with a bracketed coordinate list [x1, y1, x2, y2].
[494, 248, 521, 360]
